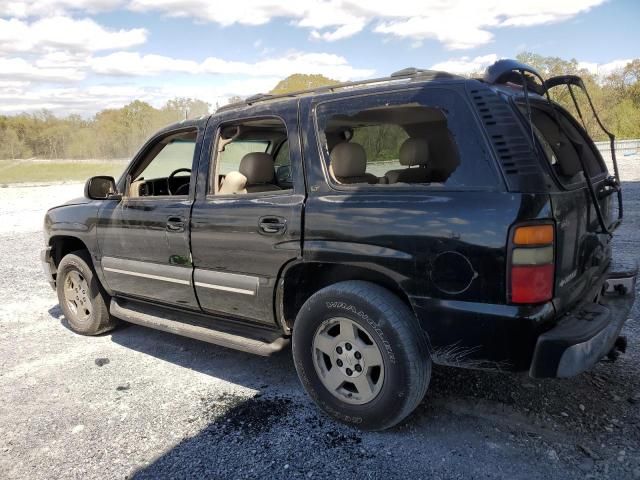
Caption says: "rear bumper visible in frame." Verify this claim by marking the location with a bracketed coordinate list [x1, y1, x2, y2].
[529, 269, 637, 378]
[41, 246, 56, 290]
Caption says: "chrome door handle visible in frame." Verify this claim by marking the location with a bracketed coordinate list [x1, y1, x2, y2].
[259, 216, 287, 235]
[166, 217, 185, 232]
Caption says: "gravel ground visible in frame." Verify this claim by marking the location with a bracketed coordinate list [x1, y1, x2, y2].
[0, 180, 639, 480]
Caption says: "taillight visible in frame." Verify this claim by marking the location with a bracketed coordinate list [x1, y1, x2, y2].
[508, 224, 555, 304]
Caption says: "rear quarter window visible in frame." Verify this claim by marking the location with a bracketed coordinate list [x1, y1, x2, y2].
[314, 87, 501, 190]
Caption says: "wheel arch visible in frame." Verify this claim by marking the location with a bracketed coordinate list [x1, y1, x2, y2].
[49, 235, 89, 267]
[277, 261, 416, 333]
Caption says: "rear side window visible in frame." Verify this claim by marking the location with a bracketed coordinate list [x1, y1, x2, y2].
[314, 88, 499, 189]
[520, 104, 606, 185]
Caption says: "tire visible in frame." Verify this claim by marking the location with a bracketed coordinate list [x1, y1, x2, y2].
[56, 250, 118, 335]
[292, 280, 431, 431]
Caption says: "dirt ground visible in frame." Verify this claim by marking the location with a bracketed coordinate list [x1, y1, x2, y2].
[0, 181, 638, 480]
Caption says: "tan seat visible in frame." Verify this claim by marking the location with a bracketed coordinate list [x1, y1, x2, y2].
[218, 152, 281, 194]
[329, 142, 379, 185]
[385, 138, 431, 184]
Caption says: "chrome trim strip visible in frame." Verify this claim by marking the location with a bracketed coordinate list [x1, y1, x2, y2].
[193, 282, 255, 296]
[193, 269, 259, 296]
[104, 267, 191, 285]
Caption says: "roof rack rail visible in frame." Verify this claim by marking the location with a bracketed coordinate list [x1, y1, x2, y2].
[390, 67, 428, 77]
[245, 93, 273, 105]
[216, 68, 464, 112]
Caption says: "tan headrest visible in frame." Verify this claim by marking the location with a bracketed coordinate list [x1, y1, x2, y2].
[329, 142, 367, 177]
[239, 152, 274, 184]
[399, 138, 429, 166]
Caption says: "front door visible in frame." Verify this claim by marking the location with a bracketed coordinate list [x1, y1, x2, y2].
[97, 126, 203, 309]
[190, 106, 304, 325]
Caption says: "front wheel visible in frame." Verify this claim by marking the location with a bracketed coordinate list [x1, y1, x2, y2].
[56, 250, 118, 335]
[292, 280, 431, 431]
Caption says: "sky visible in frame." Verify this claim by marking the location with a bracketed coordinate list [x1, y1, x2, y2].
[0, 0, 638, 116]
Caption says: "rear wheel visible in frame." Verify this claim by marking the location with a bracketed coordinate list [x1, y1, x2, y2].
[292, 280, 431, 430]
[56, 250, 117, 335]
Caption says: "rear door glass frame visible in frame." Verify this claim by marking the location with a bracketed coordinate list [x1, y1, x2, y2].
[313, 87, 504, 192]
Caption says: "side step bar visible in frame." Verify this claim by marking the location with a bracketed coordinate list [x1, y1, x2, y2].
[110, 298, 289, 356]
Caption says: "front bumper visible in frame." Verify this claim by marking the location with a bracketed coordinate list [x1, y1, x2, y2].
[41, 246, 56, 290]
[529, 269, 637, 378]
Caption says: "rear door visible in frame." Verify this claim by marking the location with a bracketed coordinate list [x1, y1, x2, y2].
[190, 103, 304, 325]
[524, 102, 613, 311]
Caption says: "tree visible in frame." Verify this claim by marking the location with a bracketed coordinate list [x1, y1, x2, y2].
[164, 97, 211, 121]
[269, 74, 339, 94]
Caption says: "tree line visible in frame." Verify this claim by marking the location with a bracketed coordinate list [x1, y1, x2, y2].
[0, 98, 210, 160]
[0, 55, 639, 160]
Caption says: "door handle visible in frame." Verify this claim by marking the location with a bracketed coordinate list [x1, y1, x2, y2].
[166, 216, 185, 232]
[259, 216, 287, 235]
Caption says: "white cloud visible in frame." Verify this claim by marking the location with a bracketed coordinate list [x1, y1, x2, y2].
[0, 57, 86, 82]
[0, 77, 284, 115]
[430, 54, 500, 75]
[432, 55, 634, 79]
[578, 59, 632, 76]
[310, 21, 366, 42]
[91, 52, 199, 76]
[0, 16, 147, 54]
[127, 0, 607, 49]
[2, 0, 125, 17]
[90, 51, 375, 80]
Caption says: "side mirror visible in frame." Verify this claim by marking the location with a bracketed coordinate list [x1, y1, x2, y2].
[84, 176, 120, 200]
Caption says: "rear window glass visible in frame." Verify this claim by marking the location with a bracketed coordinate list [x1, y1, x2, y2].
[520, 104, 606, 184]
[315, 91, 499, 189]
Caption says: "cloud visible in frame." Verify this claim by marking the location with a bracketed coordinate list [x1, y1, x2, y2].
[0, 57, 86, 82]
[2, 0, 125, 18]
[430, 54, 500, 75]
[0, 16, 147, 54]
[578, 59, 633, 76]
[127, 0, 607, 49]
[90, 52, 199, 76]
[0, 78, 284, 115]
[90, 51, 375, 80]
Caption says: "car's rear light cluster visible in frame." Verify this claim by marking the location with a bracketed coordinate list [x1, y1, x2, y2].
[509, 224, 555, 304]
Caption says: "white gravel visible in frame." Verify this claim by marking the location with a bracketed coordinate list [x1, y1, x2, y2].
[0, 175, 638, 480]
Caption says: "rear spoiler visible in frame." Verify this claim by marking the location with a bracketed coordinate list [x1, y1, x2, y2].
[484, 60, 623, 234]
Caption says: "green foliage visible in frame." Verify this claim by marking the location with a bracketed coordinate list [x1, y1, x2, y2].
[352, 125, 408, 162]
[269, 74, 339, 94]
[515, 52, 640, 141]
[0, 97, 210, 160]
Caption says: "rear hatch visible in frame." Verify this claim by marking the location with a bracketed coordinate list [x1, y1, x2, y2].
[519, 99, 618, 312]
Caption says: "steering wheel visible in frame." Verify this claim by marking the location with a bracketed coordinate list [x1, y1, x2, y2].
[167, 168, 191, 195]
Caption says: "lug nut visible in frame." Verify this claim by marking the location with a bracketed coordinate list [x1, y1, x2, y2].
[345, 343, 352, 351]
[355, 364, 362, 372]
[336, 346, 343, 354]
[336, 359, 343, 367]
[346, 368, 353, 376]
[354, 351, 362, 360]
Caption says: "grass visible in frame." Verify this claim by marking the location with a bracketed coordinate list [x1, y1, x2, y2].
[0, 160, 127, 184]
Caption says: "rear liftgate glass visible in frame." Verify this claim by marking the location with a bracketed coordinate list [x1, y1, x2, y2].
[484, 60, 623, 236]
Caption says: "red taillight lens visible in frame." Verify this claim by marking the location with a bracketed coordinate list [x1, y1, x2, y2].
[509, 224, 555, 304]
[511, 264, 554, 303]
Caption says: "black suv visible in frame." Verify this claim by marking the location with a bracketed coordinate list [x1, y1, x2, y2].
[42, 60, 636, 430]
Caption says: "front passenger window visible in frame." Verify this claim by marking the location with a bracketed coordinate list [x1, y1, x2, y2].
[127, 130, 196, 197]
[213, 118, 292, 195]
